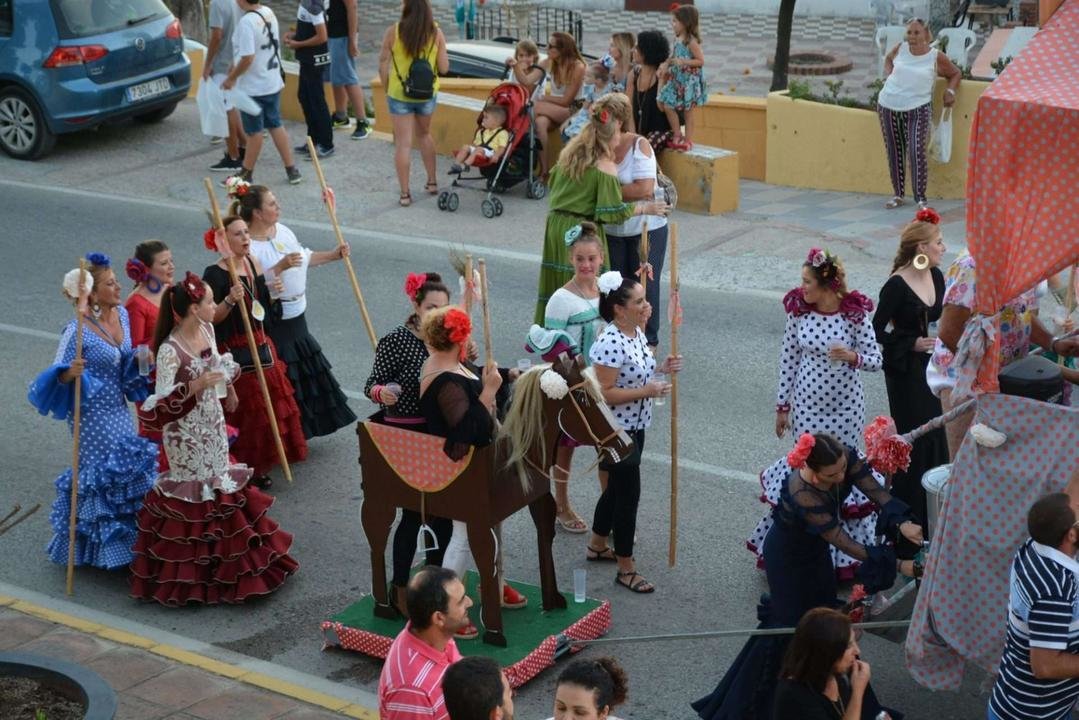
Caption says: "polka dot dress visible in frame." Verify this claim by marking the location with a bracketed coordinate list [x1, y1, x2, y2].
[44, 308, 158, 570]
[364, 324, 429, 417]
[589, 324, 656, 431]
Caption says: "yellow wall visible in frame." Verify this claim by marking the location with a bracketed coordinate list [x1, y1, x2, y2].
[692, 95, 767, 181]
[765, 79, 989, 199]
[186, 47, 203, 98]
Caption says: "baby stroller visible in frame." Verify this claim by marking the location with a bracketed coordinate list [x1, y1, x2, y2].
[438, 78, 547, 219]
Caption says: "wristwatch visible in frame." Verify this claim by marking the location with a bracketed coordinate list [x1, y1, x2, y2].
[944, 88, 956, 96]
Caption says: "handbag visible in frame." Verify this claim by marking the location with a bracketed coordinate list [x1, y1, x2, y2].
[929, 107, 953, 164]
[231, 342, 274, 373]
[656, 170, 677, 209]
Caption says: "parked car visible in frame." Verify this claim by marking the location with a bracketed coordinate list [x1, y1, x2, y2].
[0, 0, 191, 160]
[445, 39, 596, 80]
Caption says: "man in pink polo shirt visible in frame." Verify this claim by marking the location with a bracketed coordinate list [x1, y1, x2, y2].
[379, 566, 473, 720]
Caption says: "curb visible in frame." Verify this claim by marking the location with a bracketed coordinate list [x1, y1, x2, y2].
[0, 583, 379, 720]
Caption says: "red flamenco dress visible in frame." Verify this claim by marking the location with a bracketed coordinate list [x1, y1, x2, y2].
[130, 326, 298, 605]
[202, 258, 307, 478]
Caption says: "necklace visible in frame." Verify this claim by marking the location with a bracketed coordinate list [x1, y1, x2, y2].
[87, 313, 122, 348]
[236, 258, 266, 322]
[570, 277, 597, 298]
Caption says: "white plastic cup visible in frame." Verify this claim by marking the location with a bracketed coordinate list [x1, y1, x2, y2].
[385, 382, 402, 400]
[573, 568, 587, 603]
[517, 358, 532, 373]
[211, 359, 227, 399]
[653, 373, 667, 406]
[136, 345, 150, 376]
[826, 340, 846, 366]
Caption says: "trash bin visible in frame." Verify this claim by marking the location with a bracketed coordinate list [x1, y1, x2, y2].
[921, 464, 952, 541]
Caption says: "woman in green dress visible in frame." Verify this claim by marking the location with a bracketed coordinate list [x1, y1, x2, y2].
[535, 93, 670, 324]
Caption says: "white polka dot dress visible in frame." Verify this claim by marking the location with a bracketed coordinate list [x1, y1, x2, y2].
[589, 324, 656, 431]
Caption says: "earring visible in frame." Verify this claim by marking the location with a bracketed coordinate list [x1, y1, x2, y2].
[91, 303, 102, 319]
[913, 253, 930, 270]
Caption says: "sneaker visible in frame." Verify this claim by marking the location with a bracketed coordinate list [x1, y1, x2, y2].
[286, 166, 302, 185]
[302, 144, 334, 161]
[222, 168, 253, 186]
[448, 162, 465, 175]
[293, 144, 311, 156]
[332, 113, 351, 129]
[351, 122, 370, 140]
[209, 153, 243, 172]
[502, 583, 528, 609]
[209, 135, 225, 145]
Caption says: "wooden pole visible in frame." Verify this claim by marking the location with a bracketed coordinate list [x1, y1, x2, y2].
[464, 254, 474, 314]
[668, 223, 680, 568]
[66, 260, 89, 595]
[477, 259, 494, 366]
[639, 221, 650, 296]
[305, 136, 378, 350]
[203, 179, 293, 483]
[1060, 265, 1076, 367]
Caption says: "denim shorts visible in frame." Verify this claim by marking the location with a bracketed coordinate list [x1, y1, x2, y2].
[387, 95, 438, 117]
[328, 37, 359, 86]
[240, 92, 283, 134]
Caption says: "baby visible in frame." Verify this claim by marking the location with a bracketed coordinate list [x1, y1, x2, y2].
[450, 102, 510, 173]
[560, 61, 612, 141]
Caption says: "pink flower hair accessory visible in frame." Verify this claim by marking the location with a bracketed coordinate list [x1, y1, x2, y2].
[863, 416, 912, 474]
[787, 432, 816, 469]
[808, 248, 827, 268]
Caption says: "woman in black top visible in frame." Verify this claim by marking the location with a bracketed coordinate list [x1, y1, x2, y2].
[872, 209, 949, 525]
[773, 608, 887, 720]
[629, 30, 673, 151]
[202, 216, 308, 487]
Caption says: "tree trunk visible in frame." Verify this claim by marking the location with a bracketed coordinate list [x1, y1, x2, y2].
[770, 0, 797, 91]
[164, 0, 207, 45]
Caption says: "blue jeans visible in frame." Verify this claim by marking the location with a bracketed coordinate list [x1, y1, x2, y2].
[239, 92, 283, 134]
[328, 37, 360, 86]
[387, 95, 437, 117]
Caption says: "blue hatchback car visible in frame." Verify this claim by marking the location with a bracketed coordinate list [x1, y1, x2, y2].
[0, 0, 191, 159]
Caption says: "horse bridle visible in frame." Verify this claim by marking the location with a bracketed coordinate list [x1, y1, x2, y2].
[521, 378, 625, 480]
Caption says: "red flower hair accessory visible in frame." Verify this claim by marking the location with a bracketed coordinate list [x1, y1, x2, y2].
[863, 416, 912, 474]
[914, 207, 940, 224]
[177, 271, 207, 303]
[592, 108, 610, 124]
[787, 432, 816, 469]
[442, 307, 472, 361]
[404, 272, 428, 300]
[669, 2, 680, 10]
[125, 258, 150, 284]
[203, 228, 218, 252]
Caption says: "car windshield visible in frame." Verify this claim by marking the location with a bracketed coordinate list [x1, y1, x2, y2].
[49, 0, 170, 39]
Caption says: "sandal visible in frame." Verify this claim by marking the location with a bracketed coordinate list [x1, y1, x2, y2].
[399, 192, 412, 207]
[557, 510, 589, 534]
[586, 545, 617, 562]
[884, 196, 905, 209]
[615, 570, 655, 594]
[424, 180, 439, 195]
[455, 621, 479, 640]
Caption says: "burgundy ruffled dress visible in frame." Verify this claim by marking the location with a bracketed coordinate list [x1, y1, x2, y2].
[130, 326, 298, 605]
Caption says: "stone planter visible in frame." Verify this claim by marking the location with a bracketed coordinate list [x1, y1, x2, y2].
[0, 652, 117, 720]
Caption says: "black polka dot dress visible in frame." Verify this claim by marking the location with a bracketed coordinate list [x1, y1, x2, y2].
[364, 323, 428, 419]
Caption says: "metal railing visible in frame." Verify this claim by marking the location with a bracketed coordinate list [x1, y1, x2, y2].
[467, 7, 584, 50]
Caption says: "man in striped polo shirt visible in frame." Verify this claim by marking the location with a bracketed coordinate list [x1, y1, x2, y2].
[380, 567, 473, 720]
[990, 492, 1079, 720]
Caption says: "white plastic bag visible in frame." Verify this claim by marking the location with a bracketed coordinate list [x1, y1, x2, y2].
[228, 88, 262, 117]
[196, 81, 228, 138]
[929, 107, 953, 164]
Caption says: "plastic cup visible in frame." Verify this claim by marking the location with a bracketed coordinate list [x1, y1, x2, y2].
[136, 345, 150, 376]
[826, 340, 846, 366]
[517, 358, 532, 373]
[653, 373, 667, 406]
[211, 358, 227, 399]
[573, 568, 587, 603]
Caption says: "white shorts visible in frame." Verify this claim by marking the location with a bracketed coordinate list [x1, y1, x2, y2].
[212, 73, 235, 112]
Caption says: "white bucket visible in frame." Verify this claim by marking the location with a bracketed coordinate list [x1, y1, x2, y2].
[921, 464, 952, 541]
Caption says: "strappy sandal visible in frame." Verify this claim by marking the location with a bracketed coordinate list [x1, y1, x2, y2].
[399, 192, 412, 207]
[615, 570, 655, 594]
[557, 510, 589, 533]
[884, 196, 905, 209]
[424, 180, 439, 195]
[586, 545, 617, 562]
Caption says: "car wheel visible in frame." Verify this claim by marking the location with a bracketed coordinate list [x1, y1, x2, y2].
[134, 102, 178, 124]
[0, 87, 56, 161]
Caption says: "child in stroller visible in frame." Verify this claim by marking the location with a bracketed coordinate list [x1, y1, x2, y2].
[449, 102, 510, 174]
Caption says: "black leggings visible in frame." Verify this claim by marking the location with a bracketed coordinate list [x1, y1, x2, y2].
[391, 510, 453, 586]
[592, 429, 644, 558]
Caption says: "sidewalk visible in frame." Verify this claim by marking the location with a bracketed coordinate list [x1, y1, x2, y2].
[0, 586, 377, 720]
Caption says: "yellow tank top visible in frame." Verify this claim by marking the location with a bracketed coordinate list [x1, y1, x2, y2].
[388, 22, 440, 102]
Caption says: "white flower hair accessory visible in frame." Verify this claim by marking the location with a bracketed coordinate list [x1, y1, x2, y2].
[62, 267, 94, 300]
[598, 270, 624, 296]
[539, 369, 569, 400]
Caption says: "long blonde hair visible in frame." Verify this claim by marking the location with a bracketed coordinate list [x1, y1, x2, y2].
[549, 32, 585, 87]
[555, 94, 626, 181]
[892, 221, 939, 273]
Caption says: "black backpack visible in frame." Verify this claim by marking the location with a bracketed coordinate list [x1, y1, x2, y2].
[391, 25, 436, 100]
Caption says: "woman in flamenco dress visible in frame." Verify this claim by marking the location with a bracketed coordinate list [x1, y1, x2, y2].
[693, 433, 918, 720]
[130, 272, 297, 604]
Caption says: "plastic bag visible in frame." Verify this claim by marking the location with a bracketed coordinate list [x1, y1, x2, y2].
[228, 87, 262, 117]
[196, 80, 228, 138]
[929, 107, 953, 164]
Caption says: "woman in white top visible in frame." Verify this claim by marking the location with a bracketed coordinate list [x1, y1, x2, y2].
[231, 182, 357, 439]
[526, 222, 606, 533]
[877, 18, 961, 210]
[603, 92, 669, 349]
[534, 31, 586, 180]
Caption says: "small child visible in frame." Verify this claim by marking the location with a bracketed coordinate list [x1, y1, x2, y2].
[657, 4, 706, 151]
[506, 39, 544, 102]
[450, 102, 509, 173]
[560, 61, 612, 141]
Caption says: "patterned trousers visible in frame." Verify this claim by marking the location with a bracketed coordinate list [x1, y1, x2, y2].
[878, 102, 932, 203]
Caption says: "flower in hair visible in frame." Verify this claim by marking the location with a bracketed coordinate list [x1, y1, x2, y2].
[404, 272, 428, 300]
[669, 2, 680, 10]
[85, 252, 111, 268]
[592, 108, 610, 124]
[442, 308, 472, 360]
[179, 271, 207, 303]
[564, 225, 583, 246]
[787, 432, 816, 469]
[125, 258, 150, 284]
[598, 270, 623, 296]
[808, 248, 827, 268]
[224, 175, 250, 199]
[915, 207, 941, 225]
[203, 228, 219, 252]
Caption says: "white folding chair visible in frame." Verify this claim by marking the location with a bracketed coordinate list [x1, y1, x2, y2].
[876, 25, 908, 78]
[936, 28, 977, 67]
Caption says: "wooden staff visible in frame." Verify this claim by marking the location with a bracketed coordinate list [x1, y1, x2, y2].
[203, 179, 292, 483]
[639, 221, 650, 296]
[668, 223, 680, 568]
[478, 259, 494, 366]
[305, 136, 378, 350]
[464, 254, 474, 314]
[66, 260, 89, 595]
[1060, 265, 1076, 368]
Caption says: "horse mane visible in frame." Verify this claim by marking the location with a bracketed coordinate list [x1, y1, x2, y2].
[498, 362, 604, 489]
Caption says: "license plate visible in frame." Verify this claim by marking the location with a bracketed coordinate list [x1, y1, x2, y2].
[127, 77, 171, 103]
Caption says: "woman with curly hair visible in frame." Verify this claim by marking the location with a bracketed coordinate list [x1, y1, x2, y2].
[534, 93, 669, 325]
[629, 30, 673, 151]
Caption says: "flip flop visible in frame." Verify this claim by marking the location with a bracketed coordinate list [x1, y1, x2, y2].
[399, 192, 412, 207]
[557, 511, 589, 533]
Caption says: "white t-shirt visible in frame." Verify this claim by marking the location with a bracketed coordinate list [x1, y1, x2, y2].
[232, 6, 285, 97]
[606, 135, 667, 237]
[248, 223, 312, 320]
[208, 0, 240, 76]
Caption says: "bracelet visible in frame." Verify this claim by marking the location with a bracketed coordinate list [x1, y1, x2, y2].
[371, 385, 383, 403]
[776, 404, 791, 413]
[944, 88, 956, 96]
[224, 297, 236, 307]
